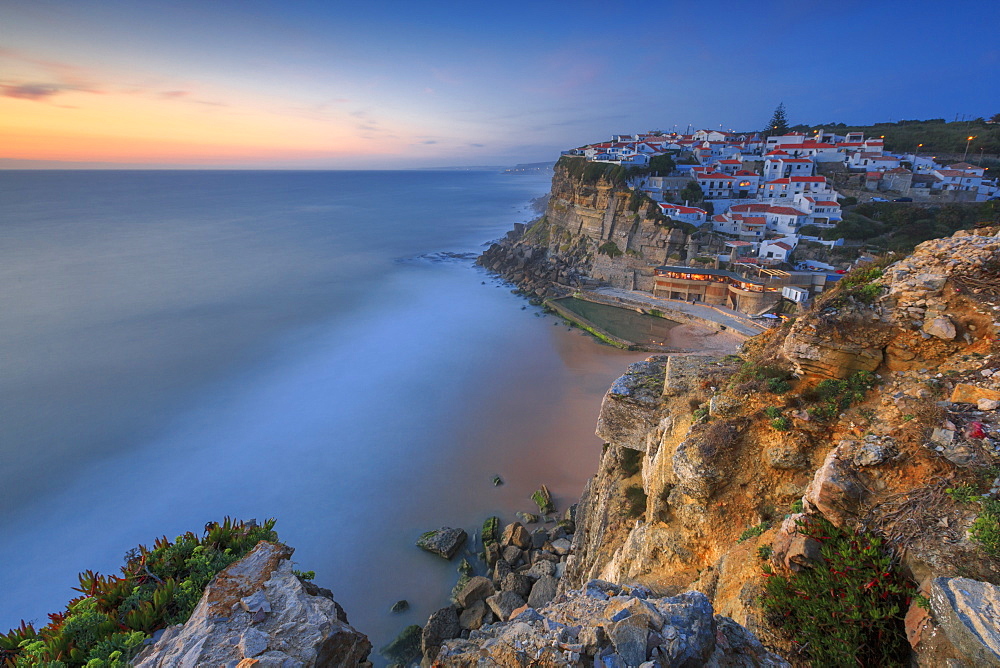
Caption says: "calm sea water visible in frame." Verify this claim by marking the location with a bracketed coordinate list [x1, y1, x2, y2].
[0, 170, 646, 657]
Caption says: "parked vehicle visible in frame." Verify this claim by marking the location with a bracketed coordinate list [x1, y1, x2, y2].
[871, 197, 888, 202]
[892, 197, 913, 202]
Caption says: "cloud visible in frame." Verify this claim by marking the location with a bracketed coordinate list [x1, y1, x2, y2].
[421, 140, 438, 144]
[1, 83, 64, 100]
[468, 143, 485, 148]
[159, 90, 189, 99]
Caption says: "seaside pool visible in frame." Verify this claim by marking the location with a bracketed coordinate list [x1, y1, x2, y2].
[552, 297, 681, 346]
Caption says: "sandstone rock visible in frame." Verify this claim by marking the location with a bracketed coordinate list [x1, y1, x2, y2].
[597, 359, 668, 452]
[924, 316, 957, 340]
[526, 560, 557, 580]
[854, 442, 894, 467]
[501, 522, 532, 550]
[905, 600, 931, 649]
[528, 575, 558, 609]
[493, 558, 512, 584]
[459, 599, 488, 631]
[951, 383, 1000, 405]
[672, 437, 723, 501]
[931, 577, 1000, 667]
[978, 398, 1000, 411]
[455, 576, 494, 609]
[421, 606, 460, 662]
[486, 590, 527, 621]
[133, 541, 371, 667]
[803, 445, 862, 526]
[550, 538, 572, 555]
[416, 527, 467, 560]
[765, 444, 809, 470]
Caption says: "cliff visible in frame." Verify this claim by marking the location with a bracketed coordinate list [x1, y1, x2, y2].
[478, 157, 721, 297]
[559, 227, 1000, 666]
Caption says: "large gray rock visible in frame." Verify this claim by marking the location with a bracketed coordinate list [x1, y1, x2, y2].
[486, 590, 526, 621]
[501, 572, 534, 599]
[133, 541, 371, 667]
[435, 582, 787, 667]
[931, 576, 1000, 667]
[924, 316, 957, 340]
[527, 574, 558, 609]
[421, 605, 461, 662]
[459, 599, 488, 631]
[416, 527, 467, 559]
[455, 575, 494, 609]
[610, 613, 649, 665]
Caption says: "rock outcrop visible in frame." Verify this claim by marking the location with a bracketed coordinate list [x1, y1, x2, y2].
[433, 579, 786, 667]
[477, 158, 724, 298]
[134, 541, 371, 667]
[553, 228, 1000, 665]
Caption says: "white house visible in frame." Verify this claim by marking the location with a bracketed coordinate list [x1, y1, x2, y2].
[793, 194, 843, 226]
[696, 171, 737, 198]
[763, 157, 815, 181]
[658, 203, 708, 225]
[760, 176, 834, 200]
[759, 237, 798, 263]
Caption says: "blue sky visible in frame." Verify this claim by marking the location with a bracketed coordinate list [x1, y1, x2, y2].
[2, 0, 998, 168]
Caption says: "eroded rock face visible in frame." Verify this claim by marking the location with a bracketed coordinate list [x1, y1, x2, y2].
[781, 310, 891, 380]
[596, 358, 669, 452]
[133, 541, 371, 667]
[930, 576, 1000, 667]
[803, 443, 863, 527]
[434, 580, 787, 667]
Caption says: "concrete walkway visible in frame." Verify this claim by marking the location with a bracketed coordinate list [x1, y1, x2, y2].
[587, 287, 770, 337]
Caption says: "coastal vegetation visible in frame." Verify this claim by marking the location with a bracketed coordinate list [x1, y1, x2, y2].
[761, 517, 913, 667]
[788, 117, 1000, 158]
[0, 518, 279, 667]
[821, 201, 999, 253]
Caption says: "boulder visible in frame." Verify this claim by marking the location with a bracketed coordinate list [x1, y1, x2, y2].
[486, 590, 527, 622]
[923, 316, 957, 340]
[458, 599, 488, 631]
[501, 572, 534, 599]
[416, 527, 467, 560]
[502, 545, 524, 566]
[950, 383, 1000, 405]
[930, 577, 1000, 667]
[421, 606, 460, 662]
[133, 541, 371, 667]
[803, 445, 862, 526]
[516, 511, 539, 524]
[610, 613, 649, 666]
[501, 522, 532, 550]
[527, 575, 558, 609]
[455, 576, 495, 609]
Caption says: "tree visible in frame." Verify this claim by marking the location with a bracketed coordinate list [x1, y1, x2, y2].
[680, 181, 704, 204]
[764, 103, 790, 138]
[991, 112, 1000, 124]
[648, 154, 676, 175]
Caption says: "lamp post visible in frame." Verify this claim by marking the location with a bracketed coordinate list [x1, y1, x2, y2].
[963, 136, 976, 161]
[913, 143, 922, 166]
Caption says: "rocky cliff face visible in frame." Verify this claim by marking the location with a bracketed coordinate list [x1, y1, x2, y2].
[133, 541, 371, 667]
[560, 227, 1000, 665]
[478, 160, 719, 297]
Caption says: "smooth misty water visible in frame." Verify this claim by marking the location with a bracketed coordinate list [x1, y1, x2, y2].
[0, 170, 648, 658]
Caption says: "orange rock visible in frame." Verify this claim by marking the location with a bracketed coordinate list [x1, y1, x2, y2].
[949, 383, 1000, 404]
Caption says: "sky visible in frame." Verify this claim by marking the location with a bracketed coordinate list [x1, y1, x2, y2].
[2, 0, 999, 169]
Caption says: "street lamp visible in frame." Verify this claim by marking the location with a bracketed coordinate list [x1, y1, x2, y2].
[914, 143, 922, 163]
[963, 135, 976, 161]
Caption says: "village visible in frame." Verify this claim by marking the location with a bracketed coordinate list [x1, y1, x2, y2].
[561, 125, 999, 315]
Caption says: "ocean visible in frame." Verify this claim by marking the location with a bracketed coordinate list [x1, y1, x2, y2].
[0, 169, 647, 657]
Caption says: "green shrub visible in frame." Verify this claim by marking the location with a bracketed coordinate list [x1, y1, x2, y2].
[771, 416, 791, 431]
[0, 518, 278, 667]
[764, 406, 783, 419]
[738, 521, 771, 542]
[790, 499, 804, 514]
[766, 377, 792, 394]
[760, 517, 913, 667]
[620, 447, 642, 477]
[945, 484, 982, 504]
[625, 485, 648, 518]
[757, 545, 774, 561]
[598, 241, 623, 258]
[806, 371, 878, 421]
